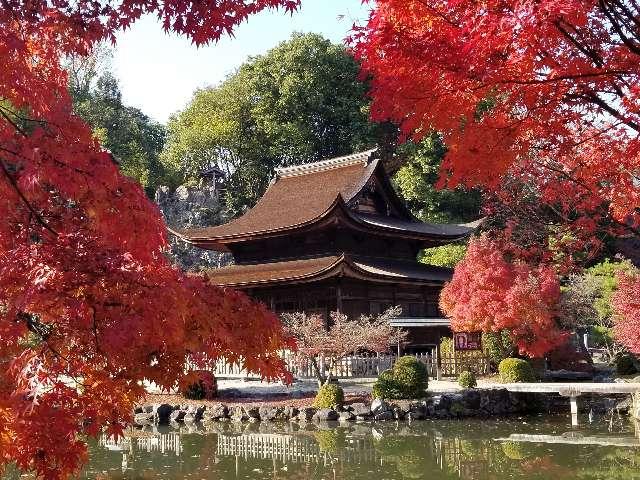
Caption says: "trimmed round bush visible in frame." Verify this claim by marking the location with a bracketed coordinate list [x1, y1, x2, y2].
[181, 370, 217, 400]
[498, 358, 536, 383]
[313, 383, 344, 408]
[615, 354, 638, 376]
[372, 356, 429, 399]
[372, 369, 398, 399]
[458, 370, 477, 388]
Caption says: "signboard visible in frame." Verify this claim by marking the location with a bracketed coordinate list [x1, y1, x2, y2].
[453, 332, 482, 351]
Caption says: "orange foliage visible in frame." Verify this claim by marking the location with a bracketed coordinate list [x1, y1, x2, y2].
[0, 2, 297, 478]
[352, 0, 640, 229]
[440, 236, 565, 357]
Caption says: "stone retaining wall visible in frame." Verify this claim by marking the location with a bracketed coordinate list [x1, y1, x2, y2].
[134, 389, 548, 427]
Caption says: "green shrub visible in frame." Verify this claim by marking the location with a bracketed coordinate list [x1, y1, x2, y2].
[615, 354, 638, 376]
[498, 358, 536, 383]
[458, 370, 477, 388]
[372, 356, 429, 399]
[181, 370, 217, 400]
[313, 383, 344, 408]
[440, 337, 453, 356]
[372, 369, 398, 399]
[482, 331, 514, 365]
[591, 325, 615, 348]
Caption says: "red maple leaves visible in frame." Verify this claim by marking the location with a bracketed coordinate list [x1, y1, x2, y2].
[1, 1, 298, 478]
[440, 236, 565, 358]
[353, 0, 640, 355]
[352, 0, 640, 227]
[613, 271, 640, 355]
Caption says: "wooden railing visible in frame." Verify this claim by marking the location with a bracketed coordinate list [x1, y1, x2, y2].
[210, 351, 489, 380]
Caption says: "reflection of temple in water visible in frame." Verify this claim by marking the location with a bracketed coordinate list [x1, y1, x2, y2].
[93, 419, 640, 480]
[217, 432, 379, 466]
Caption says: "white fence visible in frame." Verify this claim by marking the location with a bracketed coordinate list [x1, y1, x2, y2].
[212, 352, 442, 380]
[191, 350, 490, 381]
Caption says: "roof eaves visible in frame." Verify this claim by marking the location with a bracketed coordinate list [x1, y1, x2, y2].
[212, 254, 347, 287]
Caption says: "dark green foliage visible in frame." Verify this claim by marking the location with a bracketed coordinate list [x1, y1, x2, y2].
[70, 71, 166, 195]
[372, 369, 398, 400]
[498, 358, 536, 383]
[419, 243, 467, 268]
[482, 331, 514, 366]
[372, 356, 429, 399]
[161, 32, 376, 216]
[313, 383, 345, 408]
[615, 354, 639, 376]
[393, 132, 482, 224]
[458, 370, 477, 388]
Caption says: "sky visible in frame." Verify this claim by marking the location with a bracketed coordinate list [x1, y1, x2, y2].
[112, 0, 371, 123]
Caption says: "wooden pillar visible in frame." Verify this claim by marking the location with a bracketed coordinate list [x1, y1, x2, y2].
[336, 279, 343, 313]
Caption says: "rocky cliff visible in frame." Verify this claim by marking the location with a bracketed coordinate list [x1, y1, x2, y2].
[155, 179, 232, 271]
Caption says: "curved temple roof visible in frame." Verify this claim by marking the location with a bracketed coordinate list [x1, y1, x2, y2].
[172, 149, 477, 250]
[206, 254, 453, 288]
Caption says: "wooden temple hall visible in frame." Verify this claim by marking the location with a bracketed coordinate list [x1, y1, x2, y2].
[174, 150, 475, 353]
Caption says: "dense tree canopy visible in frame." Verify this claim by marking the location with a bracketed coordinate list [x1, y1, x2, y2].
[440, 236, 564, 357]
[71, 69, 167, 195]
[394, 133, 481, 224]
[0, 1, 299, 478]
[353, 0, 640, 353]
[161, 32, 376, 216]
[613, 269, 640, 355]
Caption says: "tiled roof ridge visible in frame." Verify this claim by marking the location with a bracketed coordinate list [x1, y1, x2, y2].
[274, 148, 377, 178]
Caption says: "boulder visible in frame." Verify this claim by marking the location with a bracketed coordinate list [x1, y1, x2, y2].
[313, 409, 338, 422]
[296, 407, 316, 422]
[259, 406, 281, 422]
[283, 406, 299, 420]
[371, 398, 390, 414]
[133, 413, 154, 426]
[244, 406, 260, 419]
[169, 410, 186, 423]
[374, 410, 395, 421]
[338, 410, 356, 422]
[230, 406, 248, 422]
[205, 403, 228, 420]
[156, 404, 175, 425]
[462, 390, 481, 411]
[350, 403, 371, 417]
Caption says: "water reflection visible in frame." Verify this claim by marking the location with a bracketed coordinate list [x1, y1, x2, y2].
[82, 415, 640, 480]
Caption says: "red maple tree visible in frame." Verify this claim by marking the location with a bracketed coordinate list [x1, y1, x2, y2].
[613, 271, 640, 355]
[1, 2, 298, 478]
[352, 0, 640, 228]
[352, 0, 640, 353]
[440, 236, 565, 357]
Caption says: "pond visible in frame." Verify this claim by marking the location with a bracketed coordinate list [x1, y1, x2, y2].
[80, 414, 640, 479]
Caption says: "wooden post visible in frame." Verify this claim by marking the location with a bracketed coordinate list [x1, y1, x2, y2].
[435, 341, 442, 381]
[571, 396, 579, 426]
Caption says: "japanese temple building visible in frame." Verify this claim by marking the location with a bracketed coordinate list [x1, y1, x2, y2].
[174, 150, 476, 353]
